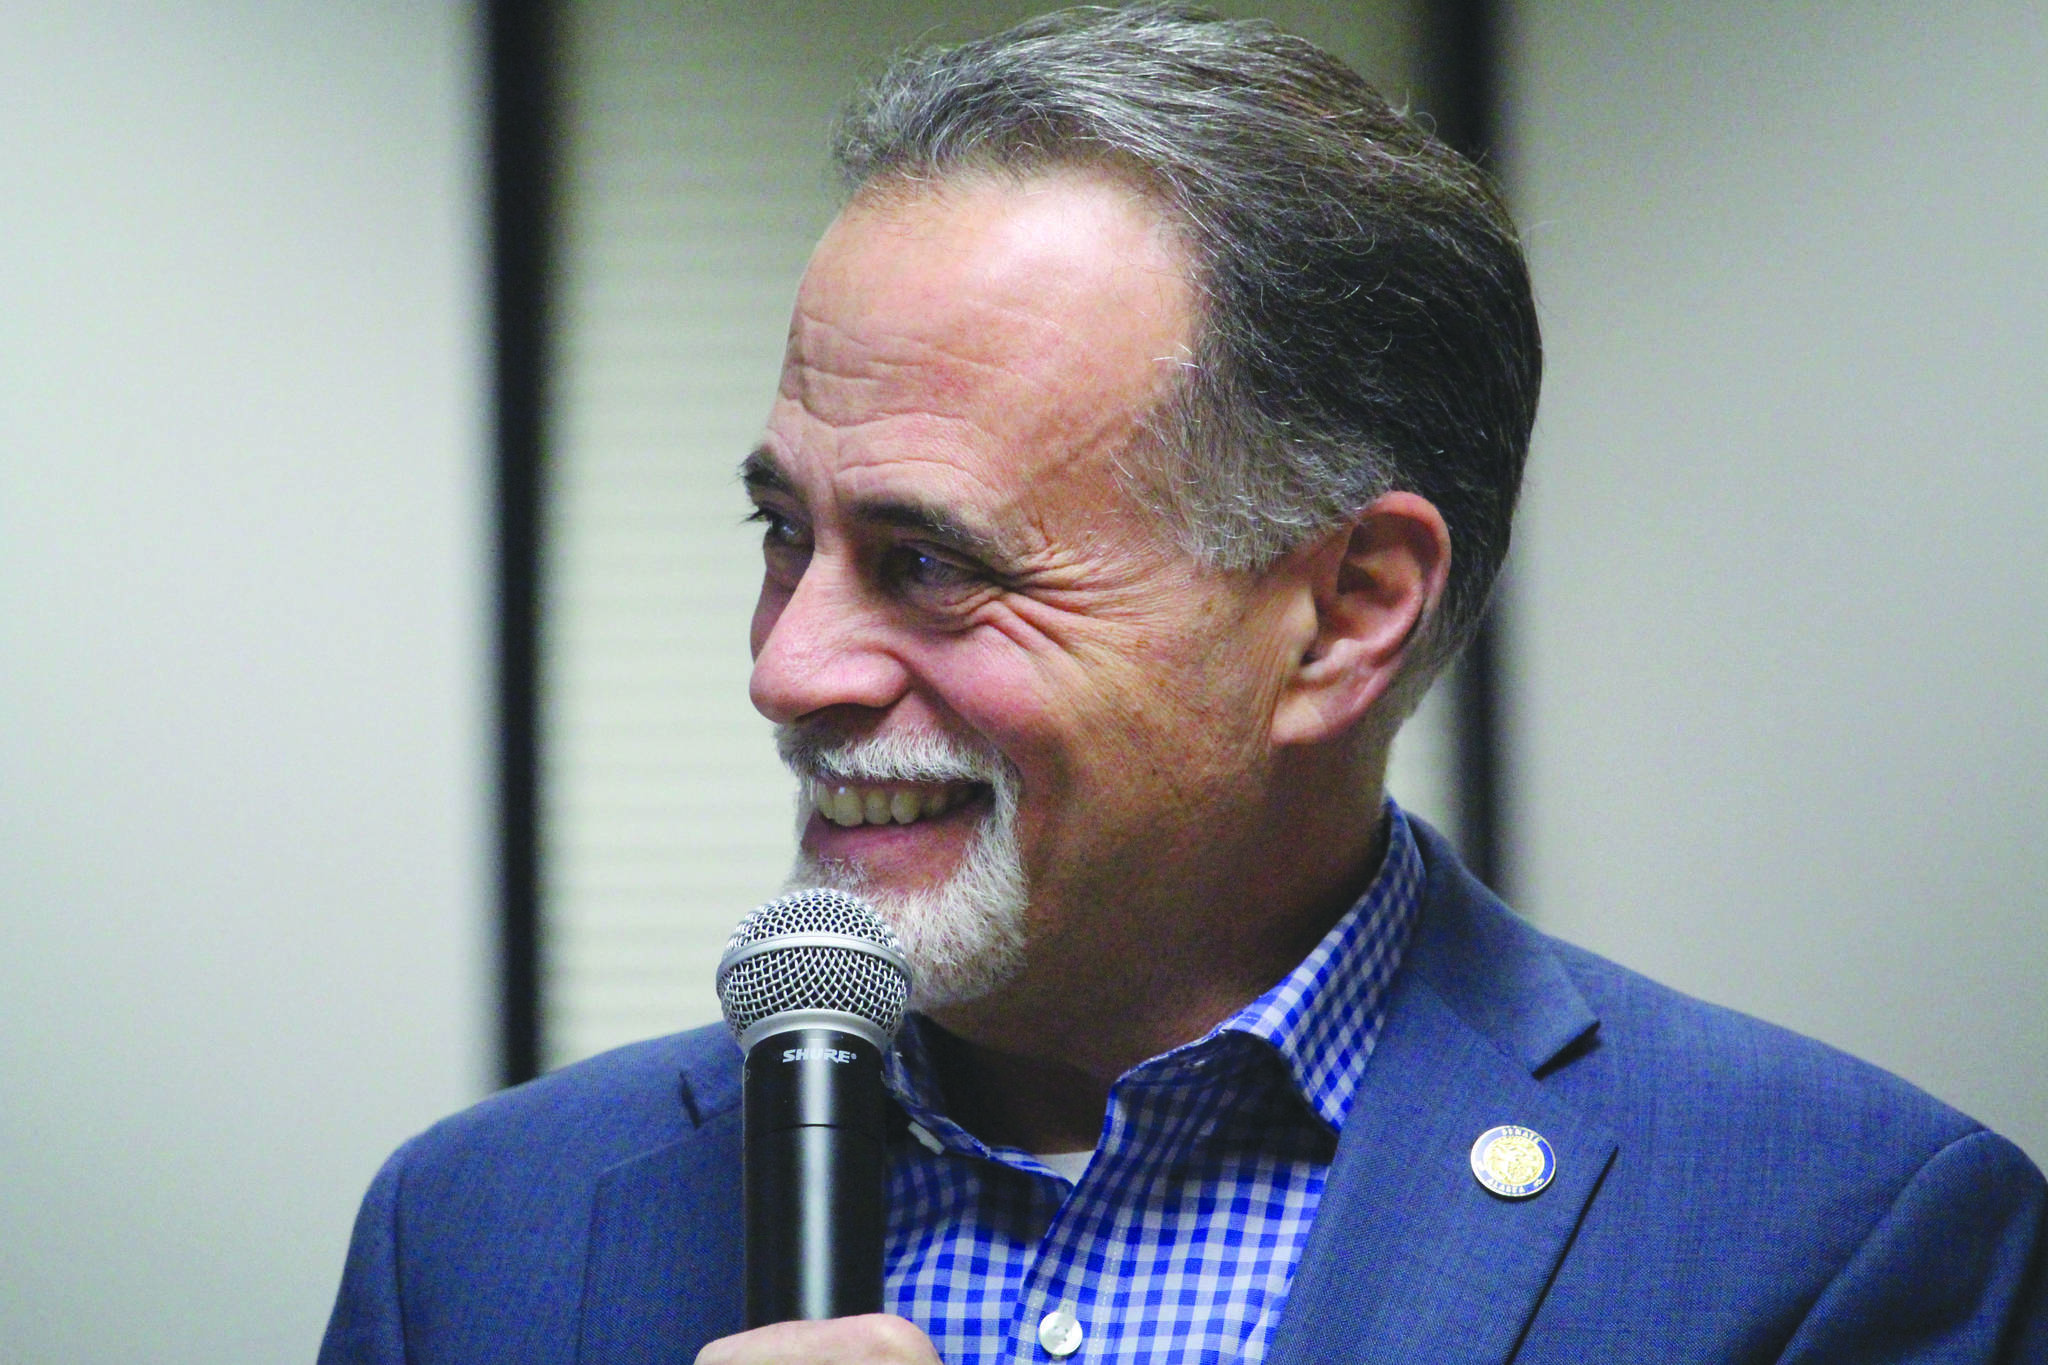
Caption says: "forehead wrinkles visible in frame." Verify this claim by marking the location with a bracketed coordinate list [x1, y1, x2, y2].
[778, 297, 1185, 486]
[779, 293, 1106, 425]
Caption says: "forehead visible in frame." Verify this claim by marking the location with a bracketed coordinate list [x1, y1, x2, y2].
[763, 171, 1196, 526]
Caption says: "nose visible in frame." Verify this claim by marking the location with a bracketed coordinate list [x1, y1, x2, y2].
[748, 552, 911, 725]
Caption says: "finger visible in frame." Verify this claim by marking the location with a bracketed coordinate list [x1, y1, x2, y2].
[694, 1313, 943, 1365]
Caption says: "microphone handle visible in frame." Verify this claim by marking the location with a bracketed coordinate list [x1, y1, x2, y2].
[742, 1023, 889, 1325]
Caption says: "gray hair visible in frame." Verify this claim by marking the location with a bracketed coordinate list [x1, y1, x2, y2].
[831, 3, 1540, 686]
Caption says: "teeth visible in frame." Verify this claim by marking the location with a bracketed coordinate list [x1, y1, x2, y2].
[810, 782, 972, 828]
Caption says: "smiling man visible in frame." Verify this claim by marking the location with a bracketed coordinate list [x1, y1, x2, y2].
[322, 7, 2044, 1364]
[740, 166, 1433, 1084]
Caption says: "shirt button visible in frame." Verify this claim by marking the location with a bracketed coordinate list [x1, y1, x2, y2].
[1038, 1307, 1084, 1357]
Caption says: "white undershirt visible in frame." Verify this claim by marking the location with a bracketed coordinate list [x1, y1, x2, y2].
[1035, 1149, 1095, 1184]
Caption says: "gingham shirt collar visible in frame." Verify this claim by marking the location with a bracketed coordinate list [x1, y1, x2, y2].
[885, 799, 1424, 1154]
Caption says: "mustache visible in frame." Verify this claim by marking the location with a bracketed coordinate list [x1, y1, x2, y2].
[774, 723, 1015, 787]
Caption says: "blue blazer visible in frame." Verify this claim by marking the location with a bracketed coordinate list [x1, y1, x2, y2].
[321, 823, 2047, 1362]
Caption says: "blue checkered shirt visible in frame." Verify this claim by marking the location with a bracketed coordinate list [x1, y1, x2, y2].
[881, 803, 1424, 1364]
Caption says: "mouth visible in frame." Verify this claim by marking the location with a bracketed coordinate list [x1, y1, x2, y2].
[806, 779, 990, 829]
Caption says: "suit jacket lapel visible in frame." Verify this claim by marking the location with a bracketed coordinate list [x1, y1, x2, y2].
[576, 1060, 746, 1364]
[1268, 824, 1618, 1365]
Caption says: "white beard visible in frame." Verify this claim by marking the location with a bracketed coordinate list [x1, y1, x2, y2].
[776, 724, 1028, 1011]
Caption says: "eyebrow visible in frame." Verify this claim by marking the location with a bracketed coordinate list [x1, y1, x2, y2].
[740, 447, 793, 497]
[740, 445, 1020, 567]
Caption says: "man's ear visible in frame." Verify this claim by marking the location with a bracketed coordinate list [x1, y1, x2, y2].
[1269, 491, 1450, 747]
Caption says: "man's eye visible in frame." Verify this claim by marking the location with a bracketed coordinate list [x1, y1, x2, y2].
[745, 506, 807, 549]
[882, 545, 982, 598]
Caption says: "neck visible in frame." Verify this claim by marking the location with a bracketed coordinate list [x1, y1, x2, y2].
[918, 1021, 1112, 1153]
[926, 765, 1392, 1148]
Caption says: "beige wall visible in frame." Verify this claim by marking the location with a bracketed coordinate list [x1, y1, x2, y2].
[1506, 0, 2048, 1161]
[0, 3, 490, 1358]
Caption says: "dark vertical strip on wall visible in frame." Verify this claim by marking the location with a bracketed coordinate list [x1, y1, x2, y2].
[488, 0, 553, 1088]
[1423, 0, 1511, 895]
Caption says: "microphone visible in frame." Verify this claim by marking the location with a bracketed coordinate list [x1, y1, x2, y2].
[715, 888, 912, 1326]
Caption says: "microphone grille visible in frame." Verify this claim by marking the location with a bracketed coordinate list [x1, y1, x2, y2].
[715, 888, 911, 1040]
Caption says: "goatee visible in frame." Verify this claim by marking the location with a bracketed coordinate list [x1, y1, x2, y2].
[776, 724, 1028, 1011]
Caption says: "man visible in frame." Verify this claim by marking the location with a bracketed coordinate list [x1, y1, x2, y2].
[322, 7, 2046, 1362]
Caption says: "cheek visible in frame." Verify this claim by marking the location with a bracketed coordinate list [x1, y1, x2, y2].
[912, 635, 1066, 756]
[914, 626, 1192, 792]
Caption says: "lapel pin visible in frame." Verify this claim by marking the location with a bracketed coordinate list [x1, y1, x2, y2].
[1471, 1124, 1556, 1198]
